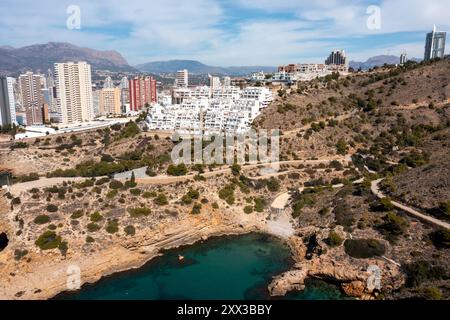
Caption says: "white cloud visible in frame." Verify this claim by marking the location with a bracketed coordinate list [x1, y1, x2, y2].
[0, 0, 448, 65]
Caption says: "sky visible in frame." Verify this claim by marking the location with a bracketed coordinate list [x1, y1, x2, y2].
[0, 0, 449, 66]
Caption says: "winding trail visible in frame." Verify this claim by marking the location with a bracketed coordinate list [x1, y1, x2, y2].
[371, 179, 450, 230]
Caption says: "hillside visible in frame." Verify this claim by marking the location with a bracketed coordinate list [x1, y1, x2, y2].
[0, 42, 136, 75]
[349, 55, 422, 71]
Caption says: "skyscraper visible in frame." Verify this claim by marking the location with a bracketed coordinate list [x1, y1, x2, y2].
[400, 53, 408, 65]
[18, 72, 44, 126]
[424, 25, 447, 61]
[0, 77, 17, 128]
[129, 76, 157, 111]
[54, 61, 94, 124]
[175, 69, 188, 88]
[325, 50, 349, 67]
[119, 76, 129, 89]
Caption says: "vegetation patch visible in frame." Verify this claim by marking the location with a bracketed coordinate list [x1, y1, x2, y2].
[344, 239, 385, 258]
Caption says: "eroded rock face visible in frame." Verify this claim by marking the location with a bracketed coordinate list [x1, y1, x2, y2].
[0, 232, 8, 251]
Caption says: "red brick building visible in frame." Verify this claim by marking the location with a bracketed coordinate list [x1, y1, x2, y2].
[129, 76, 157, 111]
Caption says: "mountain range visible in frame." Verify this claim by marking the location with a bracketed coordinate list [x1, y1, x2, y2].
[135, 60, 276, 76]
[349, 55, 422, 70]
[0, 42, 136, 75]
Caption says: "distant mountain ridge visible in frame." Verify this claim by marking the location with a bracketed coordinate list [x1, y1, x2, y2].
[0, 42, 136, 75]
[349, 55, 422, 70]
[136, 59, 276, 76]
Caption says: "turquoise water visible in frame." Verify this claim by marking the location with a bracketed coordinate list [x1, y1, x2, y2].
[57, 233, 347, 300]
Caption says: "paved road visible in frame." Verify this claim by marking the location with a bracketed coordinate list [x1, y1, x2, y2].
[371, 179, 450, 230]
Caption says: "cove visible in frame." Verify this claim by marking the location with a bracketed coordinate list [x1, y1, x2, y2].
[56, 233, 348, 300]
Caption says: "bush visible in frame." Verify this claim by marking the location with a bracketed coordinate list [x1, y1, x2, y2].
[128, 207, 151, 218]
[34, 215, 51, 225]
[46, 204, 58, 212]
[167, 164, 188, 176]
[87, 223, 101, 232]
[326, 231, 343, 247]
[11, 197, 21, 205]
[154, 193, 168, 205]
[90, 212, 103, 222]
[124, 225, 136, 236]
[404, 260, 447, 287]
[244, 206, 254, 214]
[336, 138, 348, 155]
[231, 164, 241, 176]
[130, 188, 141, 196]
[106, 189, 118, 198]
[35, 231, 62, 250]
[109, 180, 124, 190]
[14, 249, 29, 261]
[266, 177, 280, 192]
[70, 210, 84, 220]
[106, 220, 119, 234]
[95, 177, 110, 185]
[86, 236, 95, 243]
[191, 203, 202, 215]
[377, 212, 409, 241]
[254, 198, 266, 212]
[344, 239, 385, 258]
[371, 197, 395, 211]
[219, 184, 235, 205]
[422, 287, 442, 300]
[429, 229, 450, 249]
[58, 241, 68, 256]
[142, 191, 157, 198]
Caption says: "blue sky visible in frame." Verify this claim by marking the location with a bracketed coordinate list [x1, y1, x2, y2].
[0, 0, 449, 66]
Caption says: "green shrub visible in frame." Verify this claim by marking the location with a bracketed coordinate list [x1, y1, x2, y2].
[70, 210, 83, 220]
[142, 191, 157, 198]
[86, 236, 95, 243]
[218, 184, 235, 205]
[377, 212, 409, 242]
[266, 177, 280, 192]
[109, 180, 124, 189]
[106, 220, 119, 234]
[154, 193, 168, 205]
[128, 207, 151, 218]
[95, 177, 110, 185]
[106, 189, 118, 198]
[35, 231, 62, 250]
[124, 225, 136, 236]
[34, 215, 51, 225]
[344, 239, 385, 258]
[244, 206, 254, 214]
[46, 204, 58, 212]
[254, 198, 266, 212]
[191, 203, 202, 215]
[167, 164, 188, 176]
[404, 260, 447, 287]
[326, 231, 344, 247]
[90, 212, 103, 222]
[11, 197, 21, 205]
[130, 188, 141, 196]
[58, 241, 68, 256]
[87, 223, 101, 232]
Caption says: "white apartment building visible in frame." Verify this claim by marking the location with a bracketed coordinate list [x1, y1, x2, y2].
[54, 61, 94, 124]
[147, 84, 271, 134]
[209, 75, 221, 89]
[223, 76, 231, 87]
[103, 76, 114, 89]
[211, 86, 241, 100]
[240, 87, 273, 107]
[250, 71, 265, 81]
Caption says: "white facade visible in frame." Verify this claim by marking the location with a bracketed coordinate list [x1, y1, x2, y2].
[103, 76, 114, 89]
[0, 77, 17, 127]
[147, 85, 272, 134]
[250, 71, 265, 81]
[54, 61, 94, 124]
